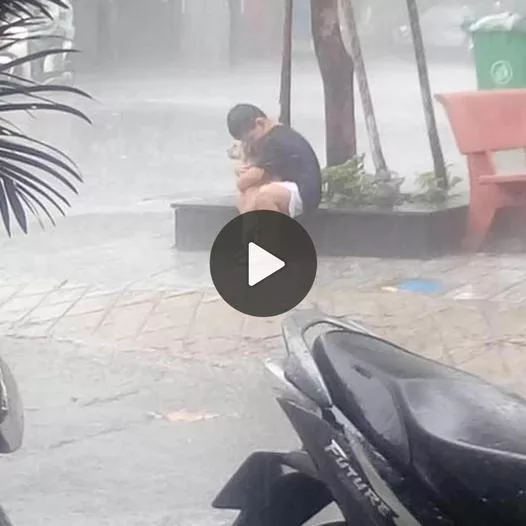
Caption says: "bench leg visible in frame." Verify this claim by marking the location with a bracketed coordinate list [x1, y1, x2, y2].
[463, 196, 497, 252]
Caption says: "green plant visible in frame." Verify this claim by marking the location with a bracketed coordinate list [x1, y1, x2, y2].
[413, 166, 462, 204]
[322, 154, 405, 206]
[0, 0, 90, 236]
[323, 156, 464, 207]
[322, 154, 378, 206]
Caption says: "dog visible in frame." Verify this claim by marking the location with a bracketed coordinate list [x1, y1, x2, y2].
[226, 140, 254, 164]
[227, 140, 277, 185]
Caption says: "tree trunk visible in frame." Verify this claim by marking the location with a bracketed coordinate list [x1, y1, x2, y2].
[339, 0, 387, 175]
[405, 0, 448, 190]
[311, 0, 356, 166]
[279, 0, 294, 126]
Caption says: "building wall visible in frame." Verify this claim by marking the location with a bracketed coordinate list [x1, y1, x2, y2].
[71, 0, 309, 74]
[179, 0, 230, 67]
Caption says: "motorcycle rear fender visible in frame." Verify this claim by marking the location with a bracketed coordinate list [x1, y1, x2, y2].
[213, 450, 333, 524]
[0, 356, 23, 454]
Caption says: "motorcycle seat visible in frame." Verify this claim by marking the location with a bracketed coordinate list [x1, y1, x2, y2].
[312, 329, 526, 524]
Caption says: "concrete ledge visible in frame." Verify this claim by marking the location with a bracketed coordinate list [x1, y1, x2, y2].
[171, 196, 469, 259]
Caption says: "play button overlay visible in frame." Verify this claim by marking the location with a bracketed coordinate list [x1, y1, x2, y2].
[210, 211, 317, 317]
[248, 242, 285, 287]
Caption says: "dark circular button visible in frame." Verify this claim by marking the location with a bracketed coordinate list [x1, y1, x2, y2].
[209, 211, 317, 317]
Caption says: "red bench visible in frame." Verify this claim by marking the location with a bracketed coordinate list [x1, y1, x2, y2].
[436, 89, 526, 251]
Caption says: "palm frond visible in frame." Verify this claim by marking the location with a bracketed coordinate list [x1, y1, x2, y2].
[0, 1, 68, 22]
[0, 0, 90, 236]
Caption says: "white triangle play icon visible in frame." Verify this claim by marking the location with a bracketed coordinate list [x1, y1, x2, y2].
[248, 242, 285, 287]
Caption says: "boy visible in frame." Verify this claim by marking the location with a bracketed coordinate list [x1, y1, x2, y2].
[226, 103, 322, 217]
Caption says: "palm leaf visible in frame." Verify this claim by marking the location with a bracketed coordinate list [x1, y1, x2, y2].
[17, 187, 46, 229]
[0, 1, 68, 21]
[0, 180, 10, 233]
[0, 0, 89, 236]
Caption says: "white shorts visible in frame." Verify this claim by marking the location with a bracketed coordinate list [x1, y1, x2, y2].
[275, 181, 303, 217]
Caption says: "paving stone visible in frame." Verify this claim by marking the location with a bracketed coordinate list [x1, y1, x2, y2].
[431, 303, 496, 347]
[0, 318, 15, 333]
[313, 283, 380, 318]
[476, 254, 526, 271]
[0, 309, 32, 325]
[18, 278, 62, 297]
[459, 352, 512, 388]
[3, 249, 526, 387]
[59, 279, 90, 290]
[67, 293, 119, 316]
[0, 294, 44, 314]
[242, 316, 282, 341]
[493, 281, 526, 303]
[40, 286, 88, 306]
[96, 302, 156, 341]
[0, 286, 22, 306]
[52, 312, 106, 341]
[419, 256, 464, 273]
[380, 314, 450, 364]
[116, 290, 164, 307]
[191, 299, 245, 339]
[446, 341, 495, 367]
[23, 302, 74, 324]
[136, 329, 187, 351]
[183, 336, 241, 357]
[373, 291, 439, 325]
[498, 343, 526, 385]
[440, 265, 494, 286]
[140, 292, 202, 334]
[143, 301, 198, 333]
[485, 304, 526, 341]
[9, 321, 54, 338]
[156, 291, 202, 314]
[244, 335, 283, 357]
[446, 283, 505, 302]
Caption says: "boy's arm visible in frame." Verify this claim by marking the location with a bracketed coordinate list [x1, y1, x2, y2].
[236, 165, 265, 192]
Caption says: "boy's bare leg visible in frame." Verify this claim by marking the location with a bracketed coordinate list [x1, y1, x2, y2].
[236, 186, 260, 214]
[237, 183, 291, 215]
[253, 182, 290, 215]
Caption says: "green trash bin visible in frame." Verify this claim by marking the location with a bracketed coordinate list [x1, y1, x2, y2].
[469, 13, 526, 89]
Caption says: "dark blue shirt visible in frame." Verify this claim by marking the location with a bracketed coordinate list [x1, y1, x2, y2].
[253, 125, 322, 210]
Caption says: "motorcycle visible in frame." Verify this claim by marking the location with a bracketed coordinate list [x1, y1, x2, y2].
[0, 357, 24, 526]
[213, 309, 526, 525]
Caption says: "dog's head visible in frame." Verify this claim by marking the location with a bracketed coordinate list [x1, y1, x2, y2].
[226, 142, 243, 161]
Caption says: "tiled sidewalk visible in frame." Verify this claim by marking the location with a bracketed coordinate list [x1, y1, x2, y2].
[1, 253, 526, 394]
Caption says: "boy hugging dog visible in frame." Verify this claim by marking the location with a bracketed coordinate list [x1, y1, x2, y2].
[226, 139, 277, 185]
[225, 104, 322, 217]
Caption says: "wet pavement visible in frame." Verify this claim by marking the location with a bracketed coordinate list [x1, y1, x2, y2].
[2, 250, 526, 524]
[1, 57, 478, 289]
[2, 58, 526, 525]
[0, 338, 291, 526]
[29, 57, 476, 216]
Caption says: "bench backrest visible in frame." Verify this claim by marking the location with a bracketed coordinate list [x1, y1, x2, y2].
[436, 90, 526, 155]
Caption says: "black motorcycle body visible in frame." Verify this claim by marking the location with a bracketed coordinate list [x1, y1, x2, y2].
[213, 309, 526, 525]
[0, 356, 24, 526]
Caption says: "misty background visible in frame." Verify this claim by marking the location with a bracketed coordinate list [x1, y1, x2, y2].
[30, 0, 507, 216]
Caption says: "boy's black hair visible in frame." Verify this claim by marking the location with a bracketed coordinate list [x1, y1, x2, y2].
[227, 103, 267, 140]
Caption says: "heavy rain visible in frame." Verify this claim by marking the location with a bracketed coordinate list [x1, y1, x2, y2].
[0, 1, 525, 525]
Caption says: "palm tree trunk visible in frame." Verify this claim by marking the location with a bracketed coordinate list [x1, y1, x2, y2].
[339, 0, 387, 175]
[405, 0, 448, 190]
[311, 0, 356, 166]
[279, 0, 294, 126]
